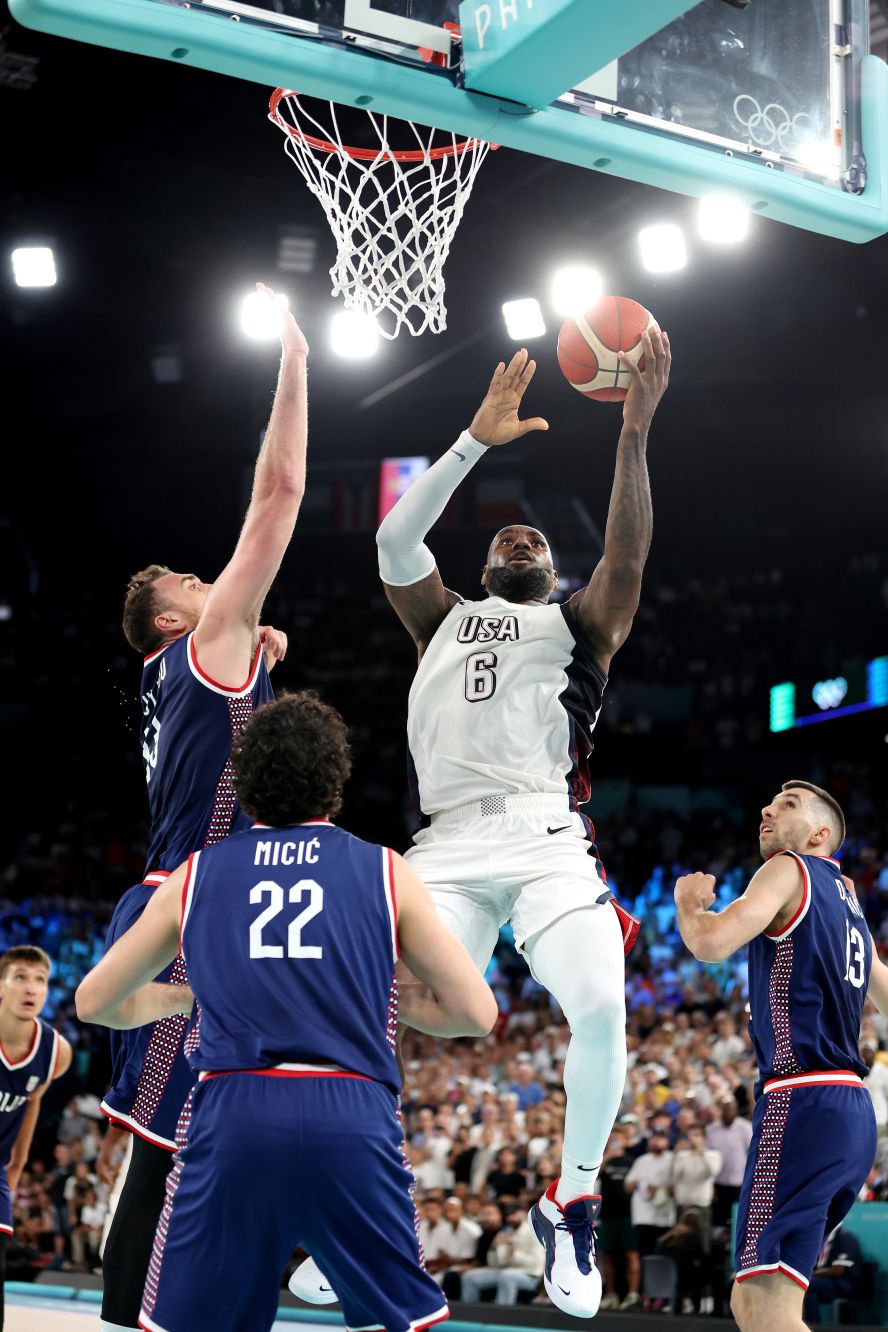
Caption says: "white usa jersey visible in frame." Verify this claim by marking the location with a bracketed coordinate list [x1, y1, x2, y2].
[407, 596, 607, 817]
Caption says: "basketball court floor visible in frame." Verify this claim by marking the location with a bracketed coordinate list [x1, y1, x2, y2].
[6, 1291, 335, 1331]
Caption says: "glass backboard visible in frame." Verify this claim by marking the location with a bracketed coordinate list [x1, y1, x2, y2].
[9, 0, 888, 242]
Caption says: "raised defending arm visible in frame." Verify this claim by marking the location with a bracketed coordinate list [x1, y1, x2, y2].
[674, 856, 801, 963]
[193, 284, 309, 686]
[376, 350, 548, 653]
[570, 328, 670, 672]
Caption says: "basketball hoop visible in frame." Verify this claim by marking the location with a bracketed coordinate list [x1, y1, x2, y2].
[269, 88, 494, 339]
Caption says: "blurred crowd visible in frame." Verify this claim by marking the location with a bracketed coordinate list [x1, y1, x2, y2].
[0, 837, 885, 1304]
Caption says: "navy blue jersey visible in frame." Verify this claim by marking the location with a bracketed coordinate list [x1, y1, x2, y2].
[747, 851, 872, 1090]
[180, 823, 400, 1094]
[0, 1020, 59, 1163]
[141, 632, 273, 872]
[102, 873, 194, 1151]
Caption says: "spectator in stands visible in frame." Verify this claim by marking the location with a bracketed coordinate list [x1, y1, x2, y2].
[803, 1225, 866, 1324]
[598, 1128, 641, 1311]
[70, 1186, 106, 1270]
[711, 1013, 745, 1066]
[484, 1147, 526, 1203]
[671, 1127, 721, 1248]
[461, 1204, 543, 1305]
[705, 1097, 752, 1226]
[511, 1061, 546, 1112]
[418, 1196, 444, 1261]
[625, 1129, 676, 1255]
[617, 1113, 647, 1160]
[861, 1041, 888, 1134]
[423, 1195, 482, 1293]
[655, 1209, 708, 1310]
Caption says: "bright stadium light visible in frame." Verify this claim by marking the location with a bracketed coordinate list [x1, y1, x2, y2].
[331, 310, 380, 359]
[697, 195, 750, 244]
[502, 298, 546, 340]
[638, 224, 687, 274]
[795, 140, 842, 181]
[240, 288, 290, 341]
[12, 246, 57, 288]
[551, 265, 604, 317]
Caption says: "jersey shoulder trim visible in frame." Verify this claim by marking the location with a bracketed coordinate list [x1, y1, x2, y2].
[46, 1027, 61, 1086]
[0, 1018, 42, 1071]
[382, 848, 399, 963]
[763, 850, 812, 940]
[559, 603, 608, 690]
[143, 641, 176, 666]
[186, 632, 263, 698]
[179, 851, 201, 956]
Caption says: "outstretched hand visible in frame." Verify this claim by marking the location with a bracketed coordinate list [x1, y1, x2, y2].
[469, 349, 549, 449]
[619, 326, 670, 434]
[259, 624, 288, 673]
[256, 281, 309, 358]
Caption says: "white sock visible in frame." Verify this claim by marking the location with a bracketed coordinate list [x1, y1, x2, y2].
[524, 905, 627, 1207]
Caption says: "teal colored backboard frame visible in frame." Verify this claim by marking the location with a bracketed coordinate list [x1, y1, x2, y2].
[9, 0, 888, 243]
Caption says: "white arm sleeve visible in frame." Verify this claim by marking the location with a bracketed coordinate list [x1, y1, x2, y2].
[376, 430, 488, 586]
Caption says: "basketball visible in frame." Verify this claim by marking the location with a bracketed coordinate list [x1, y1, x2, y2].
[557, 295, 657, 402]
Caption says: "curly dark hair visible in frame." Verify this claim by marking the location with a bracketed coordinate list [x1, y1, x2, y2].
[231, 691, 352, 826]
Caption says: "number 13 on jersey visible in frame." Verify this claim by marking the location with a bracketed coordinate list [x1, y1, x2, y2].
[844, 918, 866, 989]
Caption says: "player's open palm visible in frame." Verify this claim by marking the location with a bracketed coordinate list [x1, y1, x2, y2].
[619, 327, 670, 433]
[469, 349, 549, 448]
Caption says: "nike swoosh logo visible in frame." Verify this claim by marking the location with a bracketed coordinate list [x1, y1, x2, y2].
[577, 1165, 596, 1171]
[559, 1287, 571, 1296]
[319, 1286, 333, 1293]
[450, 449, 466, 460]
[547, 825, 570, 835]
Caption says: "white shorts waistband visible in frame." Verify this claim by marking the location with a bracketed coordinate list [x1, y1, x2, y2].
[430, 793, 575, 825]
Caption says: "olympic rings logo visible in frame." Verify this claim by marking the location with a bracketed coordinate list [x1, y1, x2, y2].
[732, 94, 817, 154]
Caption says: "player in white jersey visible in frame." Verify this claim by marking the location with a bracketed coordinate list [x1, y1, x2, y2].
[386, 335, 669, 1317]
[292, 336, 670, 1317]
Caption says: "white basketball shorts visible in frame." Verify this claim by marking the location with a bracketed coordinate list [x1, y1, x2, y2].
[403, 792, 613, 973]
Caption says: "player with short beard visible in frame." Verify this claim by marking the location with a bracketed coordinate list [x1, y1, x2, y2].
[675, 780, 888, 1332]
[292, 333, 671, 1318]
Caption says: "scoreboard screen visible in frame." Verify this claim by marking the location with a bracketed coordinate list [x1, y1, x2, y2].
[770, 656, 888, 732]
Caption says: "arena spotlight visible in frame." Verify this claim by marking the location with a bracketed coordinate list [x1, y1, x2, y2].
[638, 224, 687, 274]
[697, 195, 750, 244]
[551, 266, 604, 317]
[240, 288, 290, 341]
[502, 299, 546, 340]
[331, 310, 380, 359]
[12, 246, 57, 288]
[795, 140, 842, 181]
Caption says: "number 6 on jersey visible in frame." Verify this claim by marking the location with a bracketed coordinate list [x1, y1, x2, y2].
[465, 651, 497, 702]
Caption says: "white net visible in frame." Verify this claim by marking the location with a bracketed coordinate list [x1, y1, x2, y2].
[270, 91, 493, 339]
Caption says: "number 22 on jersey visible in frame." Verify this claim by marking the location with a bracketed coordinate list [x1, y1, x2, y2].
[249, 879, 324, 959]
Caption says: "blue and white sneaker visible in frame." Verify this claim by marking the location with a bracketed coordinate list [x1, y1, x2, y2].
[529, 1179, 603, 1318]
[288, 1255, 338, 1305]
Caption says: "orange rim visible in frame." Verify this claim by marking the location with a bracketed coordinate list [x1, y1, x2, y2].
[269, 88, 493, 162]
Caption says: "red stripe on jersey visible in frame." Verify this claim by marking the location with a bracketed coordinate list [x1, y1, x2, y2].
[188, 635, 261, 694]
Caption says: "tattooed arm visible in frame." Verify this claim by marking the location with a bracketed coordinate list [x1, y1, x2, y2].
[569, 326, 671, 672]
